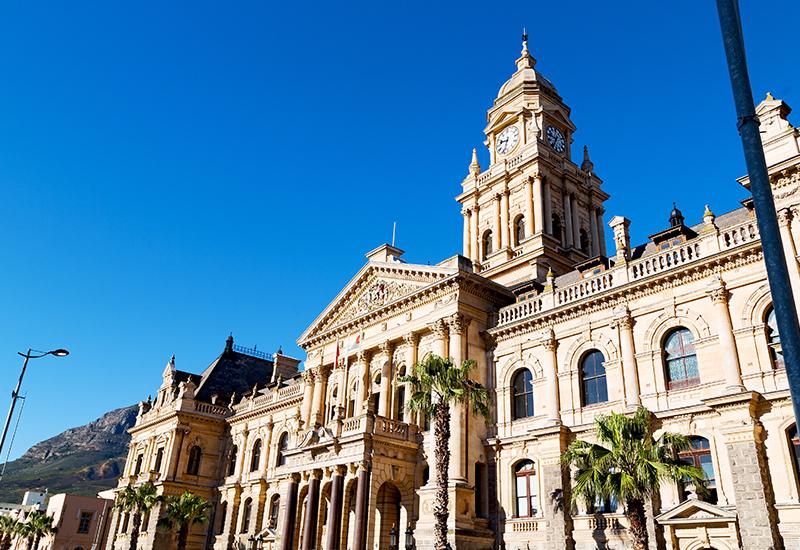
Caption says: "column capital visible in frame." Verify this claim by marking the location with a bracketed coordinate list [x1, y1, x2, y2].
[289, 472, 301, 483]
[403, 332, 419, 347]
[532, 171, 544, 182]
[705, 276, 729, 305]
[377, 340, 393, 357]
[480, 330, 497, 351]
[356, 460, 370, 472]
[302, 369, 316, 385]
[309, 469, 322, 480]
[317, 363, 333, 380]
[610, 306, 634, 330]
[357, 349, 370, 364]
[447, 313, 470, 335]
[540, 328, 558, 351]
[778, 207, 793, 226]
[462, 208, 472, 217]
[428, 319, 449, 340]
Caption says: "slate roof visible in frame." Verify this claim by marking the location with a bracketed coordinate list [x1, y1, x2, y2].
[193, 338, 275, 402]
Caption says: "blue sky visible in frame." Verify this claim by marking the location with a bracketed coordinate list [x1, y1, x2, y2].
[0, 1, 798, 468]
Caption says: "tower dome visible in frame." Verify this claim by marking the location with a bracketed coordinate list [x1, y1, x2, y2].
[496, 36, 558, 103]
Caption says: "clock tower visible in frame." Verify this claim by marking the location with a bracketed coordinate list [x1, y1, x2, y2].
[457, 36, 609, 289]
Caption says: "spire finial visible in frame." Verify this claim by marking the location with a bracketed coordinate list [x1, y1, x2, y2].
[516, 30, 536, 71]
[580, 145, 594, 173]
[521, 28, 529, 56]
[469, 148, 481, 176]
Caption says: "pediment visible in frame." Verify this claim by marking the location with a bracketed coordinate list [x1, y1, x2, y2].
[485, 107, 527, 135]
[656, 499, 737, 525]
[298, 261, 456, 345]
[541, 105, 577, 133]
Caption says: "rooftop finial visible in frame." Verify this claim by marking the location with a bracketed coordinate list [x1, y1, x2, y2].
[581, 145, 594, 173]
[469, 148, 481, 175]
[521, 28, 529, 56]
[516, 30, 536, 71]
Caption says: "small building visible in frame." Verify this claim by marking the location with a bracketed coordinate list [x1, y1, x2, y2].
[40, 494, 114, 550]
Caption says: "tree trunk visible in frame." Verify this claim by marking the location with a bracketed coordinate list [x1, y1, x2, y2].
[177, 525, 189, 550]
[25, 535, 32, 550]
[130, 511, 141, 550]
[433, 402, 451, 550]
[1, 533, 10, 550]
[31, 535, 40, 550]
[626, 498, 648, 550]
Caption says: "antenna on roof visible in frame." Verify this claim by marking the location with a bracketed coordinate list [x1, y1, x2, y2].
[392, 222, 396, 247]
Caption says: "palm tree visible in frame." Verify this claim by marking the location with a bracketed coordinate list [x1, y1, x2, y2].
[23, 512, 56, 550]
[0, 516, 19, 550]
[399, 354, 491, 550]
[156, 492, 212, 550]
[114, 483, 160, 550]
[562, 407, 706, 550]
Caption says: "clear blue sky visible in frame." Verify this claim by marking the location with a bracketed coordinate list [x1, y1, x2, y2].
[0, 1, 798, 465]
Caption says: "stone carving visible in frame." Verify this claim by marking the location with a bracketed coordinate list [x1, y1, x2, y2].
[706, 276, 729, 305]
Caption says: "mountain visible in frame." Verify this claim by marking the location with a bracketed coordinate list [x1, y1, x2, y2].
[0, 405, 137, 503]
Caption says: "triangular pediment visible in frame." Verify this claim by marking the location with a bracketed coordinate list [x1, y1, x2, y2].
[542, 105, 577, 133]
[484, 108, 527, 135]
[297, 261, 457, 345]
[656, 499, 737, 525]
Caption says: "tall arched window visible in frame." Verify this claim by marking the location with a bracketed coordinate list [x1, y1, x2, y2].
[679, 437, 716, 504]
[329, 389, 338, 424]
[552, 214, 562, 244]
[348, 382, 358, 418]
[154, 448, 164, 473]
[277, 433, 289, 467]
[397, 386, 406, 422]
[789, 425, 800, 485]
[228, 445, 238, 476]
[766, 307, 785, 369]
[186, 446, 201, 476]
[580, 228, 589, 254]
[268, 495, 281, 529]
[515, 460, 538, 517]
[371, 372, 381, 414]
[581, 350, 607, 406]
[241, 498, 252, 533]
[515, 216, 526, 245]
[512, 370, 534, 419]
[483, 231, 493, 259]
[250, 439, 262, 472]
[217, 502, 227, 535]
[664, 328, 699, 389]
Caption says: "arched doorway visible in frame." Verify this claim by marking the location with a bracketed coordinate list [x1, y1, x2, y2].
[375, 482, 402, 550]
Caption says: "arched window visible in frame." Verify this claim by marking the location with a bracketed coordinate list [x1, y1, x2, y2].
[134, 454, 143, 475]
[217, 502, 227, 535]
[348, 382, 358, 418]
[581, 350, 607, 406]
[515, 216, 526, 245]
[679, 437, 717, 504]
[371, 372, 381, 414]
[250, 439, 261, 472]
[664, 328, 699, 389]
[552, 214, 562, 243]
[268, 495, 281, 529]
[154, 448, 164, 473]
[228, 445, 238, 476]
[241, 498, 252, 533]
[277, 433, 289, 467]
[186, 446, 201, 476]
[788, 425, 800, 485]
[512, 370, 534, 419]
[515, 460, 538, 517]
[329, 389, 338, 424]
[397, 386, 406, 422]
[580, 229, 589, 254]
[766, 307, 785, 369]
[483, 231, 493, 259]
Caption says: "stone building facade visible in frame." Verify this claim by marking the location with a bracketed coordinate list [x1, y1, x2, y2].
[107, 40, 800, 550]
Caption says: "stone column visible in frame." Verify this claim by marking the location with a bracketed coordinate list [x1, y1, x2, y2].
[301, 470, 321, 550]
[493, 194, 502, 250]
[778, 208, 800, 319]
[448, 313, 468, 483]
[355, 351, 369, 415]
[470, 204, 479, 263]
[351, 462, 371, 550]
[611, 306, 641, 408]
[278, 474, 300, 550]
[597, 209, 607, 256]
[501, 189, 510, 250]
[310, 365, 331, 427]
[540, 426, 574, 550]
[706, 277, 745, 392]
[563, 191, 574, 248]
[300, 370, 315, 429]
[429, 319, 448, 359]
[540, 329, 561, 424]
[533, 173, 544, 234]
[462, 209, 472, 259]
[524, 176, 534, 238]
[325, 466, 345, 550]
[543, 177, 552, 235]
[377, 341, 393, 418]
[571, 196, 580, 250]
[403, 333, 419, 425]
[590, 207, 600, 256]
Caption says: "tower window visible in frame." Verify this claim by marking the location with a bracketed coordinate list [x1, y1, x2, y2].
[766, 307, 784, 369]
[515, 216, 526, 245]
[512, 370, 534, 419]
[186, 446, 201, 476]
[580, 228, 589, 254]
[483, 231, 493, 259]
[664, 328, 699, 389]
[581, 350, 607, 406]
[551, 214, 562, 244]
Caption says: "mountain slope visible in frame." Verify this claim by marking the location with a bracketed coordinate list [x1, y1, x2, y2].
[0, 405, 137, 503]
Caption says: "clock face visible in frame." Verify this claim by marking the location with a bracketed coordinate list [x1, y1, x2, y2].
[495, 125, 520, 155]
[546, 125, 566, 153]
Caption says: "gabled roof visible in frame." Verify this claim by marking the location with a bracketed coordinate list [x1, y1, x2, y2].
[655, 499, 737, 525]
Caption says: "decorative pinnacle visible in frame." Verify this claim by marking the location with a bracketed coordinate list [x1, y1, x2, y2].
[580, 145, 594, 173]
[546, 267, 554, 278]
[704, 204, 715, 218]
[767, 92, 775, 100]
[469, 148, 481, 175]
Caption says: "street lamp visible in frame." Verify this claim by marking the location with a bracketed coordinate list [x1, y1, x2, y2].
[404, 526, 414, 550]
[0, 348, 69, 471]
[389, 524, 397, 550]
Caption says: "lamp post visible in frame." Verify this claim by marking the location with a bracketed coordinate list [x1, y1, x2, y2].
[404, 526, 414, 550]
[0, 348, 69, 467]
[388, 524, 397, 550]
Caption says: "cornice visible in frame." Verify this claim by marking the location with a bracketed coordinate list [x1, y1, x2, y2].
[228, 397, 304, 425]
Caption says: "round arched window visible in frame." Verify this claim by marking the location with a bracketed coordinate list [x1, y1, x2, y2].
[664, 328, 699, 389]
[581, 350, 607, 406]
[512, 370, 534, 419]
